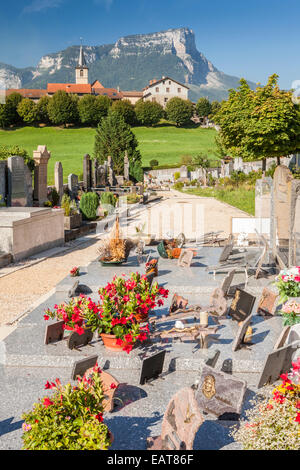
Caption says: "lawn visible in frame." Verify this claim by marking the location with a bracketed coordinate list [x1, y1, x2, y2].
[182, 186, 255, 215]
[0, 124, 218, 184]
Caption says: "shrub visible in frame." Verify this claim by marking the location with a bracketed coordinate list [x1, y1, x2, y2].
[111, 99, 136, 126]
[173, 181, 184, 190]
[61, 194, 77, 217]
[174, 172, 180, 180]
[21, 367, 112, 450]
[0, 145, 34, 171]
[135, 100, 164, 126]
[100, 192, 116, 214]
[149, 159, 159, 168]
[79, 192, 99, 220]
[165, 97, 194, 127]
[48, 187, 60, 207]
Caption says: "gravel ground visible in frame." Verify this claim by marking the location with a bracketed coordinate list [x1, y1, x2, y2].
[0, 237, 101, 326]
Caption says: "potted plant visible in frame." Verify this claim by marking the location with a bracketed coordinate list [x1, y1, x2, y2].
[280, 299, 300, 326]
[70, 266, 80, 277]
[44, 295, 101, 336]
[61, 194, 82, 230]
[274, 267, 300, 303]
[231, 358, 300, 450]
[21, 365, 113, 450]
[84, 272, 169, 353]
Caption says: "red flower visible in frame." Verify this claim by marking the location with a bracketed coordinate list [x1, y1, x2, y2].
[44, 314, 50, 321]
[295, 412, 300, 424]
[110, 383, 117, 389]
[94, 413, 103, 423]
[157, 299, 164, 306]
[43, 397, 54, 408]
[116, 338, 123, 346]
[74, 325, 85, 335]
[123, 343, 133, 354]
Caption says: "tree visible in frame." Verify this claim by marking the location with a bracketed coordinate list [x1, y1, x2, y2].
[209, 101, 221, 119]
[17, 98, 38, 124]
[193, 154, 210, 168]
[5, 92, 23, 125]
[165, 97, 193, 126]
[78, 95, 110, 126]
[135, 100, 164, 126]
[214, 74, 300, 170]
[195, 97, 212, 119]
[37, 96, 51, 124]
[0, 104, 10, 128]
[111, 99, 136, 126]
[94, 111, 142, 175]
[47, 91, 79, 126]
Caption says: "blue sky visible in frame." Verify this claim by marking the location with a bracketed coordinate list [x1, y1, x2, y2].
[0, 0, 298, 89]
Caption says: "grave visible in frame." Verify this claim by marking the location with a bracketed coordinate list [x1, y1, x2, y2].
[54, 162, 64, 203]
[33, 145, 51, 206]
[257, 341, 300, 388]
[228, 288, 256, 323]
[7, 156, 27, 207]
[68, 173, 79, 199]
[0, 160, 6, 203]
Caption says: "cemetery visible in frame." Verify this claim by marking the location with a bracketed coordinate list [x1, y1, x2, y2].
[0, 147, 300, 451]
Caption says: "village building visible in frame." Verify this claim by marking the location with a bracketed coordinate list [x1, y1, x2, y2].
[143, 76, 189, 107]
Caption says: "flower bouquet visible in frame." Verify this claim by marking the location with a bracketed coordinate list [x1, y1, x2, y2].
[44, 296, 101, 336]
[83, 272, 169, 353]
[274, 267, 300, 303]
[231, 358, 300, 450]
[280, 299, 300, 326]
[70, 266, 80, 277]
[21, 365, 112, 450]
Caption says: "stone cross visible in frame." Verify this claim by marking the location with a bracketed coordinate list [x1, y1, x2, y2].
[54, 162, 64, 203]
[7, 156, 27, 207]
[33, 145, 51, 206]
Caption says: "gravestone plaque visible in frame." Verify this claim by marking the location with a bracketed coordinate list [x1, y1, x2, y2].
[0, 160, 6, 203]
[257, 288, 279, 316]
[83, 154, 91, 190]
[68, 280, 79, 298]
[54, 162, 63, 203]
[147, 387, 204, 450]
[195, 364, 247, 419]
[33, 145, 51, 205]
[71, 355, 98, 380]
[169, 294, 189, 313]
[68, 173, 79, 199]
[208, 288, 227, 317]
[232, 315, 253, 352]
[7, 156, 26, 207]
[274, 326, 291, 350]
[44, 320, 65, 345]
[140, 350, 166, 385]
[178, 249, 193, 268]
[220, 269, 236, 297]
[67, 328, 93, 350]
[218, 240, 234, 263]
[257, 341, 300, 389]
[228, 288, 256, 322]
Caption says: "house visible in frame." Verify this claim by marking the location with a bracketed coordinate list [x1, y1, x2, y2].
[121, 90, 143, 105]
[5, 88, 47, 103]
[143, 76, 189, 108]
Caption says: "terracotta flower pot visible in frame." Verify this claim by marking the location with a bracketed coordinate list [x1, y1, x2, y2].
[100, 333, 130, 351]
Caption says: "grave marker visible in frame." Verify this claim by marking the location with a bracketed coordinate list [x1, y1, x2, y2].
[228, 288, 256, 322]
[178, 249, 193, 268]
[147, 387, 204, 450]
[195, 364, 247, 419]
[140, 350, 166, 385]
[54, 162, 63, 203]
[67, 328, 93, 350]
[71, 355, 98, 380]
[257, 341, 300, 388]
[273, 326, 291, 350]
[232, 315, 253, 351]
[220, 269, 236, 297]
[33, 145, 51, 205]
[257, 288, 279, 316]
[7, 156, 26, 207]
[44, 320, 65, 345]
[0, 160, 6, 203]
[68, 173, 79, 199]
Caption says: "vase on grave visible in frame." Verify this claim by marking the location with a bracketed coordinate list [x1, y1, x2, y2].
[100, 333, 132, 352]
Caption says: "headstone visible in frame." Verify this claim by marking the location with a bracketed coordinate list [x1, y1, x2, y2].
[98, 164, 107, 186]
[44, 320, 65, 345]
[286, 324, 300, 345]
[71, 355, 98, 380]
[67, 328, 93, 350]
[33, 145, 51, 206]
[107, 156, 116, 186]
[124, 151, 129, 181]
[92, 159, 99, 188]
[228, 288, 256, 322]
[195, 365, 247, 419]
[68, 173, 79, 199]
[178, 249, 193, 267]
[83, 154, 92, 190]
[220, 269, 236, 297]
[257, 288, 279, 316]
[68, 280, 79, 298]
[218, 238, 234, 263]
[54, 162, 63, 203]
[274, 326, 291, 350]
[232, 315, 253, 351]
[116, 175, 125, 186]
[208, 288, 227, 317]
[257, 341, 300, 388]
[24, 165, 33, 206]
[0, 160, 7, 204]
[147, 387, 204, 450]
[7, 156, 27, 207]
[139, 350, 166, 385]
[169, 294, 189, 314]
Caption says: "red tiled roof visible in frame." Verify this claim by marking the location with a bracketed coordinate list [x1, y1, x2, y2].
[121, 91, 143, 97]
[5, 89, 47, 98]
[92, 87, 123, 100]
[91, 80, 104, 88]
[47, 83, 92, 94]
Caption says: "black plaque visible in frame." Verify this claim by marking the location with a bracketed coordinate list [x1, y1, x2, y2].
[228, 288, 256, 322]
[140, 350, 166, 385]
[44, 320, 64, 345]
[257, 341, 300, 389]
[67, 328, 94, 350]
[71, 355, 98, 380]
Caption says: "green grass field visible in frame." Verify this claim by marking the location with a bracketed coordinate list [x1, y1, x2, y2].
[183, 187, 255, 215]
[0, 125, 218, 184]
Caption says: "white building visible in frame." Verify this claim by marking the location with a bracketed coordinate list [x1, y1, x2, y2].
[143, 76, 189, 108]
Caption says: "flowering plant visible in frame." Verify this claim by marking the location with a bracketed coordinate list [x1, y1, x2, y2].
[21, 365, 112, 450]
[70, 266, 80, 277]
[231, 358, 300, 450]
[84, 272, 169, 353]
[274, 267, 300, 303]
[280, 299, 300, 326]
[44, 296, 101, 336]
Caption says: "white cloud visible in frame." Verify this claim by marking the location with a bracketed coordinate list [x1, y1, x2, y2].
[22, 0, 64, 14]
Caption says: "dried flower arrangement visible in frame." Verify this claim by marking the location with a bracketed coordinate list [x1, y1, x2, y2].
[97, 218, 126, 263]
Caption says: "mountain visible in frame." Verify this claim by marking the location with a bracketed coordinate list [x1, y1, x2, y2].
[0, 27, 256, 101]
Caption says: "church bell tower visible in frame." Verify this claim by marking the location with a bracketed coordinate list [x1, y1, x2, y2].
[75, 44, 89, 85]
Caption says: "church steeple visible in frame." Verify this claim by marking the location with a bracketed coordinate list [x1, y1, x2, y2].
[75, 43, 89, 84]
